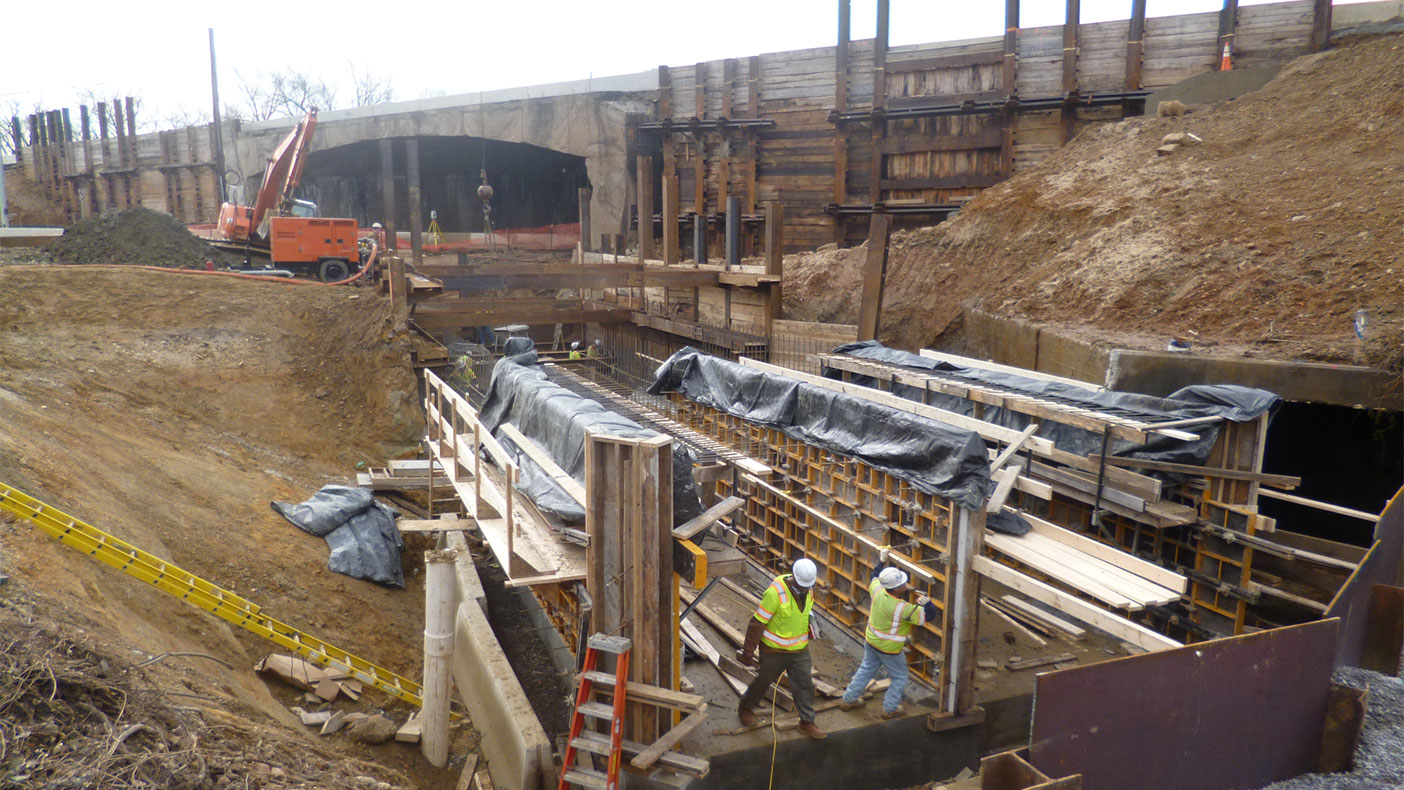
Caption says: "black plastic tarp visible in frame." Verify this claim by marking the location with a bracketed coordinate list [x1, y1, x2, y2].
[830, 341, 1281, 470]
[271, 485, 405, 588]
[648, 347, 994, 511]
[479, 342, 703, 526]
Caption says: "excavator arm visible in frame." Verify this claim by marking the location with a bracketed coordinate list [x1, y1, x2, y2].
[218, 109, 318, 243]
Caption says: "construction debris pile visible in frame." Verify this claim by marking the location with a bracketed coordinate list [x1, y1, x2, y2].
[785, 34, 1404, 371]
[0, 604, 412, 789]
[46, 207, 238, 267]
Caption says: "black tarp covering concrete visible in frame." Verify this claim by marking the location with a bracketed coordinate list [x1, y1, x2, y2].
[831, 341, 1281, 472]
[648, 347, 993, 511]
[271, 485, 405, 588]
[479, 339, 703, 525]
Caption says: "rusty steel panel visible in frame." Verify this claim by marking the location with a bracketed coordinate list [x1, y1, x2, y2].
[1029, 619, 1338, 790]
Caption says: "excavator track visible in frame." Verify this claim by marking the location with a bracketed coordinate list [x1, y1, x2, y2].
[0, 482, 428, 710]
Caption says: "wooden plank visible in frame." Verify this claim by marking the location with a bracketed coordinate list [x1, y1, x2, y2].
[990, 424, 1040, 473]
[740, 356, 1056, 453]
[1090, 455, 1300, 488]
[973, 555, 1181, 652]
[887, 49, 1004, 72]
[856, 213, 892, 342]
[1008, 652, 1076, 671]
[1019, 511, 1186, 593]
[880, 174, 1004, 191]
[673, 496, 745, 541]
[1000, 595, 1087, 640]
[630, 706, 710, 770]
[638, 155, 654, 262]
[986, 465, 1022, 514]
[879, 132, 1005, 156]
[1259, 489, 1380, 522]
[982, 598, 1048, 647]
[499, 423, 586, 506]
[984, 532, 1143, 610]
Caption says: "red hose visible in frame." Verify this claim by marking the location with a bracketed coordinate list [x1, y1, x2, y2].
[39, 241, 379, 287]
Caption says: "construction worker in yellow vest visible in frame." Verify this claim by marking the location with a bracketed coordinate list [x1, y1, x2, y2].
[568, 341, 583, 360]
[737, 558, 826, 739]
[839, 549, 939, 719]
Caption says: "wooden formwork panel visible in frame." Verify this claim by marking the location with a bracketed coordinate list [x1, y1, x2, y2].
[666, 395, 956, 691]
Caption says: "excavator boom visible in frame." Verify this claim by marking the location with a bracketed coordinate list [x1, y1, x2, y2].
[218, 110, 318, 243]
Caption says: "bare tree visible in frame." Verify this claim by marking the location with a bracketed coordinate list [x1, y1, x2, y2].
[350, 63, 395, 107]
[230, 68, 336, 121]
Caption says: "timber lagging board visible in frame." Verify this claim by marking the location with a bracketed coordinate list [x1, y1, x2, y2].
[640, 0, 1327, 252]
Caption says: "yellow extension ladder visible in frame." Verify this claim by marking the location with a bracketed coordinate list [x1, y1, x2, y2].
[0, 482, 427, 709]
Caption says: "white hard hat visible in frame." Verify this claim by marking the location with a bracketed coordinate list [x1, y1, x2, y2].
[570, 341, 580, 349]
[879, 567, 908, 590]
[792, 559, 817, 588]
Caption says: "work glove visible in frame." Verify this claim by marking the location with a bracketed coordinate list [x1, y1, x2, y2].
[916, 594, 930, 606]
[879, 547, 890, 563]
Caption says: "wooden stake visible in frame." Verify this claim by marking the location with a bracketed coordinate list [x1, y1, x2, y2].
[856, 213, 892, 341]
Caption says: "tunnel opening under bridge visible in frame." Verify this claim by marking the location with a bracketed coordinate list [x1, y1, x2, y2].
[299, 136, 590, 234]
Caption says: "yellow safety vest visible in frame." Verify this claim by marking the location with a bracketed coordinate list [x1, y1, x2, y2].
[754, 575, 814, 651]
[569, 350, 583, 359]
[865, 577, 924, 654]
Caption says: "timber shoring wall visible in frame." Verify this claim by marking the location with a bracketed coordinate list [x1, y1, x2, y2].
[647, 0, 1324, 252]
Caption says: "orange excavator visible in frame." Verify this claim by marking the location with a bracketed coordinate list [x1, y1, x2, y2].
[217, 109, 365, 281]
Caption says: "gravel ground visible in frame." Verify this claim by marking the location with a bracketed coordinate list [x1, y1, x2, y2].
[1261, 665, 1404, 789]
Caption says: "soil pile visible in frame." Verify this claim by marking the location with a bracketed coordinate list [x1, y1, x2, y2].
[785, 34, 1404, 370]
[0, 265, 460, 785]
[47, 207, 237, 267]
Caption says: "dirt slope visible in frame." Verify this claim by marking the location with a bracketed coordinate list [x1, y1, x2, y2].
[0, 265, 454, 784]
[786, 34, 1403, 370]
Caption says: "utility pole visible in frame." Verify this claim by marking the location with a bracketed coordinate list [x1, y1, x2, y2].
[209, 28, 228, 205]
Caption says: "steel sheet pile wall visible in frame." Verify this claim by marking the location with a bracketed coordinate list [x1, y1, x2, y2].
[17, 101, 223, 224]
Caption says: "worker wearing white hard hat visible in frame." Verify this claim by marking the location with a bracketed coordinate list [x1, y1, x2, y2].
[839, 548, 939, 719]
[737, 558, 826, 739]
[568, 341, 583, 360]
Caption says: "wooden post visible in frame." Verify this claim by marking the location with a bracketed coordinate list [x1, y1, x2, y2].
[1217, 0, 1240, 70]
[947, 509, 987, 713]
[637, 155, 654, 262]
[834, 0, 851, 243]
[1125, 0, 1147, 90]
[693, 63, 706, 220]
[379, 138, 397, 250]
[724, 196, 741, 269]
[1310, 0, 1332, 51]
[868, 0, 890, 205]
[764, 202, 784, 339]
[662, 174, 679, 265]
[856, 213, 892, 341]
[692, 214, 707, 264]
[421, 548, 457, 768]
[578, 187, 592, 253]
[389, 256, 408, 330]
[406, 138, 423, 264]
[1002, 0, 1020, 178]
[1061, 0, 1080, 145]
[124, 97, 139, 208]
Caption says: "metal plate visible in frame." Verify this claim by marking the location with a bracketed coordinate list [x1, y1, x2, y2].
[1029, 619, 1338, 790]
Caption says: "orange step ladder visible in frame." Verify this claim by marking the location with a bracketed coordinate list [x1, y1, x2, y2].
[559, 634, 632, 790]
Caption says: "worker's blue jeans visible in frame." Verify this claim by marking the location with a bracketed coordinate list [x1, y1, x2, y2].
[841, 643, 909, 713]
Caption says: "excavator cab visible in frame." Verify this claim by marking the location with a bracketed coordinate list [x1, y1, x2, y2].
[289, 199, 318, 218]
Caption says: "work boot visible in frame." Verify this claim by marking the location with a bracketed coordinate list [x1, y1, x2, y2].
[839, 699, 863, 711]
[738, 707, 757, 727]
[880, 705, 907, 720]
[797, 721, 827, 739]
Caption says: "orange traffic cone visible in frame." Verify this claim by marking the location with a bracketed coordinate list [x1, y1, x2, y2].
[1219, 42, 1232, 71]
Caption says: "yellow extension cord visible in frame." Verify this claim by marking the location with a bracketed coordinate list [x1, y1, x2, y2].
[768, 669, 785, 790]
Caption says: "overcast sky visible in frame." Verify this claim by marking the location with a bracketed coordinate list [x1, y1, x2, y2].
[2, 0, 1363, 128]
